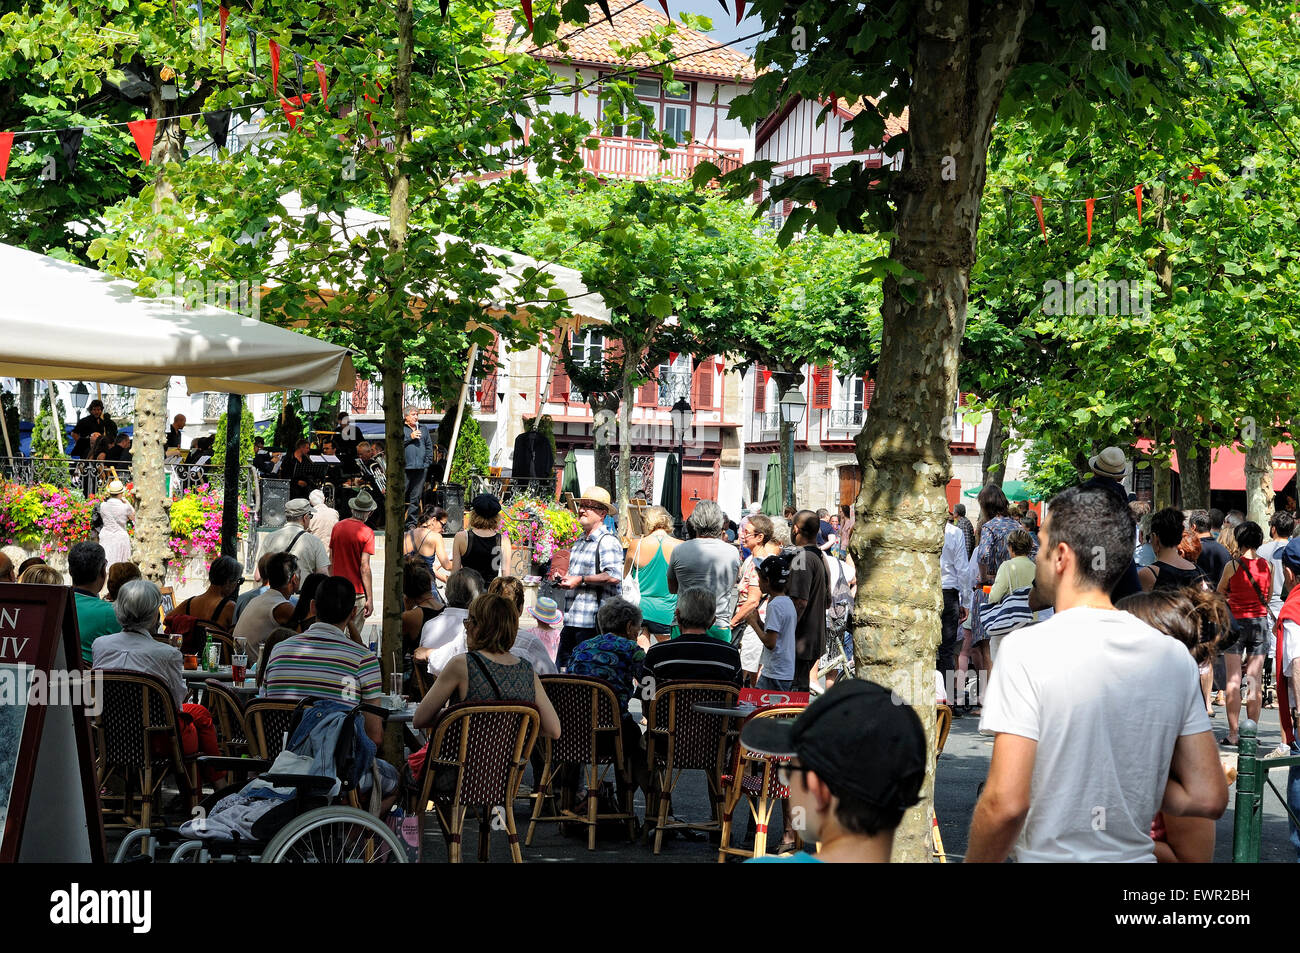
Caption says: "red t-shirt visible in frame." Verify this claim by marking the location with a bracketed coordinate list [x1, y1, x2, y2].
[330, 518, 375, 595]
[1226, 557, 1270, 619]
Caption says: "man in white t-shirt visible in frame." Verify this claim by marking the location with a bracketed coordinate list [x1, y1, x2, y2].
[967, 484, 1227, 863]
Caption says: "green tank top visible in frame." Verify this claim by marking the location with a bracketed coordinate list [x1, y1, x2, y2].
[634, 537, 676, 625]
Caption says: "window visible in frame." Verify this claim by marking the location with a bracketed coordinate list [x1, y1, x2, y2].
[571, 329, 605, 367]
[663, 105, 689, 144]
[634, 78, 661, 98]
[664, 80, 693, 101]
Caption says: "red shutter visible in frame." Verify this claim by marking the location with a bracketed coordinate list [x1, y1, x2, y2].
[812, 364, 832, 409]
[477, 371, 497, 412]
[782, 198, 793, 216]
[811, 163, 831, 182]
[753, 365, 767, 413]
[549, 333, 569, 402]
[637, 378, 657, 406]
[603, 338, 624, 367]
[753, 182, 763, 204]
[692, 358, 714, 409]
[864, 378, 876, 408]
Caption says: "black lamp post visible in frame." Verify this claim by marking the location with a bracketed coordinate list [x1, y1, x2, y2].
[670, 396, 691, 535]
[779, 387, 806, 509]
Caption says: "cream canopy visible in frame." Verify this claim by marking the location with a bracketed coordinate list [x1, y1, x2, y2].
[0, 242, 355, 394]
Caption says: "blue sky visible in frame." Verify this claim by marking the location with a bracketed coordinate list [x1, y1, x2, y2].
[664, 1, 766, 54]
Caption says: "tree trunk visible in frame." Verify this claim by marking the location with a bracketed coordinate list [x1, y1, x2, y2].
[376, 0, 415, 770]
[1244, 437, 1274, 526]
[1173, 428, 1211, 511]
[980, 410, 1007, 487]
[847, 0, 1033, 863]
[591, 393, 618, 495]
[18, 379, 34, 422]
[134, 80, 187, 584]
[1153, 458, 1172, 511]
[617, 364, 635, 537]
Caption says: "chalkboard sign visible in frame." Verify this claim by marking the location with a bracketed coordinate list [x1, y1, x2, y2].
[0, 584, 104, 862]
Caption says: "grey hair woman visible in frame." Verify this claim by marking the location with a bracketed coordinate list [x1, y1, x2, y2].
[114, 578, 163, 635]
[445, 568, 484, 609]
[687, 500, 727, 539]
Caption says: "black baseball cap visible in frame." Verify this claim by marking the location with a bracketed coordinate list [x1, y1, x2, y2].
[756, 552, 792, 586]
[740, 679, 926, 812]
[471, 493, 501, 518]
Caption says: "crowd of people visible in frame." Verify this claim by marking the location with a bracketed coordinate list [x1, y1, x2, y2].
[9, 432, 1299, 865]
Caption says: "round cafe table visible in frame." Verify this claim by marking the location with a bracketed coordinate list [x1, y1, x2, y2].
[183, 666, 234, 683]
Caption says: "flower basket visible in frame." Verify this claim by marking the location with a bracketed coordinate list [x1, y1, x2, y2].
[502, 498, 581, 575]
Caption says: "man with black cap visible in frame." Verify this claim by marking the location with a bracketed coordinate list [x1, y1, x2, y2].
[743, 680, 926, 863]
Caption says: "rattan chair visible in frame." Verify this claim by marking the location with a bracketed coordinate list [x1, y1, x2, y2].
[526, 675, 637, 850]
[414, 702, 541, 863]
[936, 704, 953, 756]
[204, 679, 251, 758]
[243, 698, 305, 760]
[644, 680, 740, 854]
[92, 670, 200, 832]
[717, 704, 806, 861]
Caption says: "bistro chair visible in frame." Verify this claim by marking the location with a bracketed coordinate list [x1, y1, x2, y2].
[526, 675, 638, 850]
[204, 679, 251, 758]
[414, 702, 541, 863]
[243, 698, 305, 760]
[717, 704, 807, 862]
[936, 704, 953, 756]
[644, 680, 740, 854]
[92, 670, 200, 833]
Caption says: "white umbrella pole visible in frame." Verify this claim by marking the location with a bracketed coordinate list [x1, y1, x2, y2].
[45, 380, 61, 450]
[0, 398, 12, 458]
[442, 342, 479, 483]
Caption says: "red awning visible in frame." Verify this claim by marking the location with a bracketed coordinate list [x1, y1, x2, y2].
[1134, 440, 1295, 492]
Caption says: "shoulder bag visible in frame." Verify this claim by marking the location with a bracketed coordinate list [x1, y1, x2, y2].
[621, 538, 644, 607]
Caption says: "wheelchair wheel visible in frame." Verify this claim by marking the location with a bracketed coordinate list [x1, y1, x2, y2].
[260, 806, 407, 863]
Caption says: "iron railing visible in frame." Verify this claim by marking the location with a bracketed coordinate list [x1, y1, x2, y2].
[0, 457, 260, 503]
[827, 407, 865, 430]
[656, 370, 692, 408]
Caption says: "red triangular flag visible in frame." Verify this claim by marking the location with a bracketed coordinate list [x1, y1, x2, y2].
[128, 119, 157, 164]
[282, 93, 312, 129]
[669, 351, 679, 364]
[1135, 184, 1143, 224]
[735, 0, 745, 23]
[0, 132, 12, 181]
[219, 6, 229, 63]
[1085, 197, 1094, 245]
[1031, 195, 1047, 244]
[314, 62, 329, 106]
[519, 392, 528, 400]
[521, 0, 533, 30]
[269, 39, 281, 91]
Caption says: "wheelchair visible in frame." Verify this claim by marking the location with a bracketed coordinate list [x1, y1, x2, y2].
[115, 697, 409, 864]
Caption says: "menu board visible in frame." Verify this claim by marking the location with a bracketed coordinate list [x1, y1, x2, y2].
[0, 584, 104, 862]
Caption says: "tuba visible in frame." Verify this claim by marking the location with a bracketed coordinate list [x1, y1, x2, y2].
[368, 453, 387, 493]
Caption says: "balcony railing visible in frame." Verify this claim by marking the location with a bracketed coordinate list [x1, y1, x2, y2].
[342, 380, 498, 419]
[580, 136, 743, 181]
[827, 407, 865, 430]
[757, 412, 780, 433]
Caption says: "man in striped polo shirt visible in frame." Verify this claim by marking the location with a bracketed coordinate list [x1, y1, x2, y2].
[263, 576, 397, 800]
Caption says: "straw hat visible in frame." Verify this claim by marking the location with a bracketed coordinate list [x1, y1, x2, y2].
[106, 480, 125, 496]
[528, 597, 564, 627]
[1088, 446, 1127, 480]
[577, 485, 612, 512]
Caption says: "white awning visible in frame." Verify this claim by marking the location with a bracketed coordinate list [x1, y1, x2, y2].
[0, 242, 356, 394]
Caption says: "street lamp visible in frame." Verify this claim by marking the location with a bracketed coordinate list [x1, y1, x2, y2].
[300, 391, 323, 415]
[71, 382, 89, 412]
[670, 397, 691, 535]
[779, 387, 806, 509]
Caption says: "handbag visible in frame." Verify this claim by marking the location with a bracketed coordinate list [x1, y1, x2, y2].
[621, 538, 644, 607]
[980, 585, 1035, 637]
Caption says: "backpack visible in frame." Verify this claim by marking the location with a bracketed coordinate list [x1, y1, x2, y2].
[825, 555, 853, 636]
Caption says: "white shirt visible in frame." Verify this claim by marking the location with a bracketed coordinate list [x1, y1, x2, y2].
[93, 630, 187, 709]
[1258, 538, 1287, 614]
[419, 607, 469, 675]
[959, 548, 981, 614]
[232, 589, 291, 664]
[940, 523, 966, 591]
[979, 607, 1211, 863]
[262, 522, 331, 576]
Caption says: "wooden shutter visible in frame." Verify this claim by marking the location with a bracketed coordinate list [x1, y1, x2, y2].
[692, 358, 714, 409]
[812, 364, 832, 409]
[781, 198, 793, 216]
[637, 378, 658, 406]
[753, 182, 764, 204]
[811, 163, 831, 182]
[864, 378, 876, 408]
[549, 333, 569, 402]
[753, 365, 767, 413]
